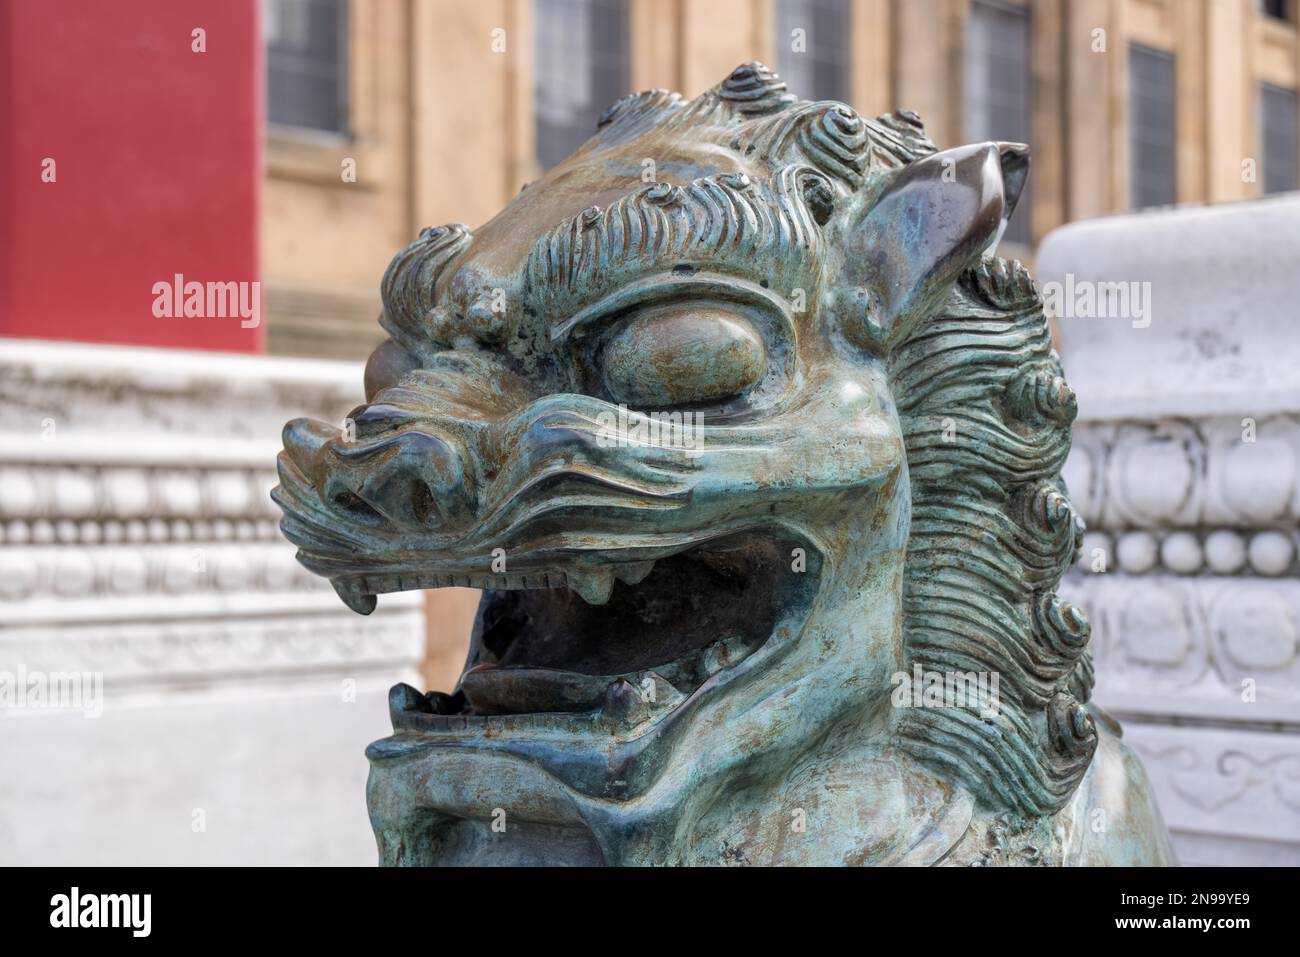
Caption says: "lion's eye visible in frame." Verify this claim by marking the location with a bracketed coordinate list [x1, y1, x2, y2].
[599, 305, 767, 408]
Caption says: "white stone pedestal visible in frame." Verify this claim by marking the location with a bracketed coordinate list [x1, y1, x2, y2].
[1038, 195, 1300, 866]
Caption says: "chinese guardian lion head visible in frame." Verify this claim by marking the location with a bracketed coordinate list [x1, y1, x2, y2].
[275, 64, 1174, 866]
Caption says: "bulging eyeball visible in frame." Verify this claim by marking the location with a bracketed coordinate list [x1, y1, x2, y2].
[600, 305, 766, 408]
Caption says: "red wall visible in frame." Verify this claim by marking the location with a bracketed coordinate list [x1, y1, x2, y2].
[0, 0, 263, 351]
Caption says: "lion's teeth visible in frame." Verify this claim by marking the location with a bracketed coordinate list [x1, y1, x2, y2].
[602, 678, 645, 723]
[332, 578, 377, 615]
[702, 635, 746, 675]
[636, 671, 683, 710]
[614, 560, 656, 586]
[568, 567, 615, 605]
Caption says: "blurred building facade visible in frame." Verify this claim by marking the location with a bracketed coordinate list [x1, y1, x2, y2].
[262, 0, 1300, 359]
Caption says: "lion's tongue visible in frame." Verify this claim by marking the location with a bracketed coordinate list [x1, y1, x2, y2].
[459, 665, 611, 715]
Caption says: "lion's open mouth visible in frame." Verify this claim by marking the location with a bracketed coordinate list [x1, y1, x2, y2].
[378, 531, 816, 730]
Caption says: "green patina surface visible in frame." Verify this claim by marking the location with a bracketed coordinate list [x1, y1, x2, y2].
[274, 63, 1175, 866]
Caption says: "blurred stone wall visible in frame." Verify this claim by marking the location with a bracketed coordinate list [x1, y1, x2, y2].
[1041, 195, 1300, 866]
[0, 339, 424, 864]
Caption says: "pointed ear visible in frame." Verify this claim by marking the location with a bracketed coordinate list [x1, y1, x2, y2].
[839, 142, 1029, 352]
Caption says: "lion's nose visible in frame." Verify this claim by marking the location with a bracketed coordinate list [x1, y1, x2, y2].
[345, 430, 474, 531]
[283, 417, 476, 532]
[282, 417, 336, 470]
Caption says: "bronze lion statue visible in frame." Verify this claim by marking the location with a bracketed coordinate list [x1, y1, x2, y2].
[274, 63, 1174, 866]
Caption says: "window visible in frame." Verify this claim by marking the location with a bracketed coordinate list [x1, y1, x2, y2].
[1260, 0, 1293, 22]
[1260, 83, 1299, 193]
[534, 0, 629, 170]
[774, 0, 852, 103]
[965, 0, 1032, 244]
[1128, 44, 1177, 209]
[265, 0, 348, 134]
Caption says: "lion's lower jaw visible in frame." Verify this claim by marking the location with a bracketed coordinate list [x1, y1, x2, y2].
[364, 728, 983, 866]
[368, 732, 1179, 867]
[363, 545, 919, 866]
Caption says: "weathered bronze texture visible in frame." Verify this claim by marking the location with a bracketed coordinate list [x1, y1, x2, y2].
[274, 63, 1175, 866]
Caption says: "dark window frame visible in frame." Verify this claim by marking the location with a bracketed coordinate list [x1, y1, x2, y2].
[1128, 43, 1178, 210]
[773, 0, 853, 104]
[1260, 0, 1293, 23]
[534, 0, 630, 171]
[266, 0, 350, 136]
[1260, 81, 1299, 194]
[964, 0, 1033, 245]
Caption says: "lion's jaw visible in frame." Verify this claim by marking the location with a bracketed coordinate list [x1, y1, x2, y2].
[280, 345, 912, 863]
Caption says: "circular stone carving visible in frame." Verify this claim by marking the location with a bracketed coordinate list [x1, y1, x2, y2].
[52, 468, 98, 518]
[1221, 438, 1296, 522]
[158, 471, 202, 516]
[1118, 586, 1191, 666]
[107, 549, 149, 594]
[162, 551, 200, 593]
[1077, 531, 1112, 572]
[1115, 437, 1194, 523]
[1116, 531, 1159, 574]
[53, 549, 96, 596]
[0, 468, 38, 517]
[103, 468, 151, 517]
[1159, 532, 1203, 574]
[1248, 531, 1295, 576]
[1213, 587, 1296, 672]
[1061, 450, 1094, 521]
[0, 551, 37, 599]
[214, 549, 253, 591]
[1204, 530, 1247, 574]
[264, 550, 297, 590]
[208, 471, 252, 515]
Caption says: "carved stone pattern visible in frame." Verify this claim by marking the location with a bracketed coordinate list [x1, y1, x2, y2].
[1064, 415, 1300, 534]
[0, 341, 426, 692]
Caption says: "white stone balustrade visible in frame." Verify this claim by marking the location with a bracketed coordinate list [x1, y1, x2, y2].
[1039, 194, 1300, 866]
[0, 339, 424, 865]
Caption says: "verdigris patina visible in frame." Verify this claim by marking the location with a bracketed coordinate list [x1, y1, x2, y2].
[274, 63, 1175, 866]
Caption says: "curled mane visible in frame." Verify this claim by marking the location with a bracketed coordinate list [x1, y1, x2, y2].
[890, 257, 1096, 816]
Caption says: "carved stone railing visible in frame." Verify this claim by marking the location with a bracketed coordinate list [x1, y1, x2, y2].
[0, 339, 424, 864]
[1040, 195, 1300, 866]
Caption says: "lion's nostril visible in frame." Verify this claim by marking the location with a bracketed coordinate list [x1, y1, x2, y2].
[314, 428, 474, 532]
[332, 488, 383, 521]
[410, 483, 439, 527]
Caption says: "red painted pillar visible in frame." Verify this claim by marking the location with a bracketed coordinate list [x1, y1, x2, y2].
[0, 0, 263, 351]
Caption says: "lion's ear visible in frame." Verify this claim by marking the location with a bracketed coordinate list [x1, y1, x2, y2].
[840, 142, 1028, 352]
